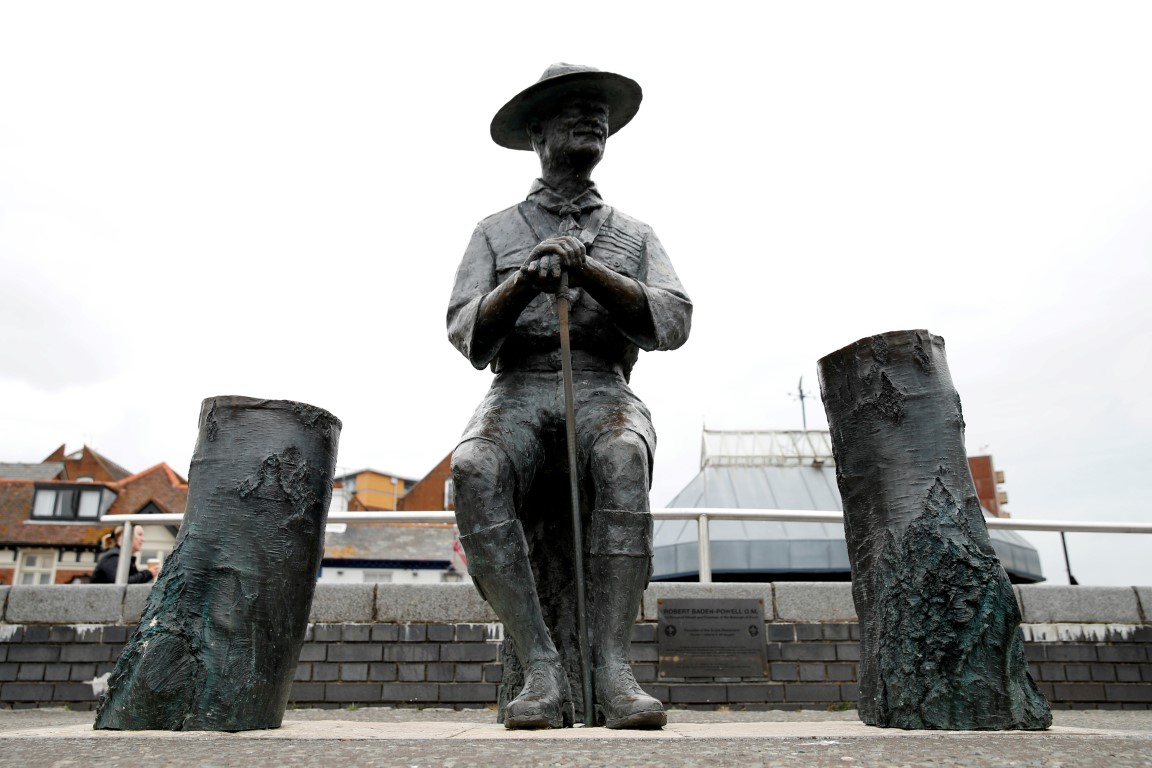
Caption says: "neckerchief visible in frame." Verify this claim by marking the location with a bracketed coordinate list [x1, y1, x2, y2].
[526, 178, 604, 218]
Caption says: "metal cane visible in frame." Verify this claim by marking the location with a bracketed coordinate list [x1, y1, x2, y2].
[557, 269, 596, 726]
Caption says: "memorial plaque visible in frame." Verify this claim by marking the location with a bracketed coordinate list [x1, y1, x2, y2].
[657, 598, 768, 678]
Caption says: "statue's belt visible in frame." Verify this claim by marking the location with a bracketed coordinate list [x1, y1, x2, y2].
[493, 349, 623, 376]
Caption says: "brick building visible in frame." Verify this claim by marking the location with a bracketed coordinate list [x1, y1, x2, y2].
[397, 453, 453, 512]
[0, 446, 187, 585]
[333, 469, 417, 512]
[319, 453, 463, 584]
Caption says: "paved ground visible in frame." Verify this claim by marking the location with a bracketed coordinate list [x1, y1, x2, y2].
[0, 707, 1148, 767]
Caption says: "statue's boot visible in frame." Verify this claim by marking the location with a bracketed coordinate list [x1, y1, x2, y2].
[459, 519, 572, 729]
[506, 659, 572, 730]
[589, 509, 666, 730]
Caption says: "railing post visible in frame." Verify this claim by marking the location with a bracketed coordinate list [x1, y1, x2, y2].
[697, 513, 712, 583]
[114, 520, 133, 585]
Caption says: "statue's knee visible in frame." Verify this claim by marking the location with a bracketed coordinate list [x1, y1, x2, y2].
[451, 440, 507, 490]
[590, 430, 650, 489]
[593, 429, 647, 462]
[452, 440, 517, 535]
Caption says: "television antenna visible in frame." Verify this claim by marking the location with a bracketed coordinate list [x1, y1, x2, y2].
[789, 376, 810, 431]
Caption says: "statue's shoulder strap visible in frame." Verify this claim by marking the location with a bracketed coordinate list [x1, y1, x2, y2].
[578, 206, 612, 248]
[517, 202, 613, 248]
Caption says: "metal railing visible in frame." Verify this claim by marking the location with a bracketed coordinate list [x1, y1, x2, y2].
[101, 509, 1152, 585]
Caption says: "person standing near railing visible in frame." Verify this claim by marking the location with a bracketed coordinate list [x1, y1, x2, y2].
[90, 525, 159, 584]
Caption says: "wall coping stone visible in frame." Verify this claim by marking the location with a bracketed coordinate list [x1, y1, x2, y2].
[775, 583, 858, 622]
[310, 583, 377, 623]
[5, 585, 123, 624]
[375, 584, 496, 623]
[1134, 587, 1151, 622]
[1, 583, 1150, 625]
[1018, 586, 1142, 624]
[123, 585, 152, 625]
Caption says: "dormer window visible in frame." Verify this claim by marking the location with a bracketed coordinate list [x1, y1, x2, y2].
[136, 501, 164, 516]
[31, 484, 117, 521]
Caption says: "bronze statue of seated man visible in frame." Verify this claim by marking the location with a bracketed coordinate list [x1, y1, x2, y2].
[447, 63, 692, 729]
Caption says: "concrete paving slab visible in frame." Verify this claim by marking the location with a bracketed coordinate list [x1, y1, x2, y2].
[1, 709, 1149, 768]
[0, 720, 1140, 741]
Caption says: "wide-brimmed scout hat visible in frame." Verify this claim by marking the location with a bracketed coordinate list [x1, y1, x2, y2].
[490, 63, 643, 151]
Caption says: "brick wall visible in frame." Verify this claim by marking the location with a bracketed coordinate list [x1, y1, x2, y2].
[0, 624, 126, 709]
[289, 622, 501, 709]
[1, 583, 1149, 711]
[397, 454, 452, 512]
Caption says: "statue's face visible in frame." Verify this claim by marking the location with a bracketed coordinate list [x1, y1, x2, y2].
[536, 96, 610, 166]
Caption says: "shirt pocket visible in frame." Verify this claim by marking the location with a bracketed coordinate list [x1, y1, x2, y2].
[591, 228, 643, 277]
[495, 244, 533, 276]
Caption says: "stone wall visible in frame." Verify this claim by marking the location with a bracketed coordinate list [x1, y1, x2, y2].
[1, 583, 1149, 711]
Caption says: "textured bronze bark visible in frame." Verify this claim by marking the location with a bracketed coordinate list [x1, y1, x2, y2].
[95, 396, 340, 731]
[818, 330, 1050, 730]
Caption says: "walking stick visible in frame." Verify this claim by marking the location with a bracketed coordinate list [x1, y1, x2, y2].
[557, 269, 596, 727]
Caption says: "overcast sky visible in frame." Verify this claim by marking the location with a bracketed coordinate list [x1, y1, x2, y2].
[2, 2, 1149, 586]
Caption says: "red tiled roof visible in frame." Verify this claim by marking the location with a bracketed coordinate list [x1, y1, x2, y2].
[0, 481, 106, 547]
[41, 445, 132, 483]
[0, 461, 188, 548]
[116, 463, 188, 488]
[105, 465, 188, 517]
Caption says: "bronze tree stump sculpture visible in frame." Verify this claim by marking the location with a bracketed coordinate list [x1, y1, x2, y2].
[818, 330, 1050, 730]
[95, 396, 340, 731]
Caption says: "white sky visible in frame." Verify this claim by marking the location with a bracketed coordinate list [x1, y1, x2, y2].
[2, 2, 1149, 586]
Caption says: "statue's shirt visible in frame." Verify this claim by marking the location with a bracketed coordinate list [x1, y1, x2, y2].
[447, 180, 692, 380]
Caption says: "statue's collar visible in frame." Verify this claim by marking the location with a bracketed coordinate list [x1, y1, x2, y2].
[526, 179, 604, 217]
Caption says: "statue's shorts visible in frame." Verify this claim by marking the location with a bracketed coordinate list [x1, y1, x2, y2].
[456, 368, 655, 509]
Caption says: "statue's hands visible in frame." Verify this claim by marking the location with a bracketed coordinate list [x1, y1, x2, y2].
[520, 236, 587, 293]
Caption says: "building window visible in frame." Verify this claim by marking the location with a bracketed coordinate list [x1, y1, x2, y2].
[137, 501, 164, 516]
[16, 550, 57, 585]
[443, 479, 454, 510]
[31, 485, 116, 521]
